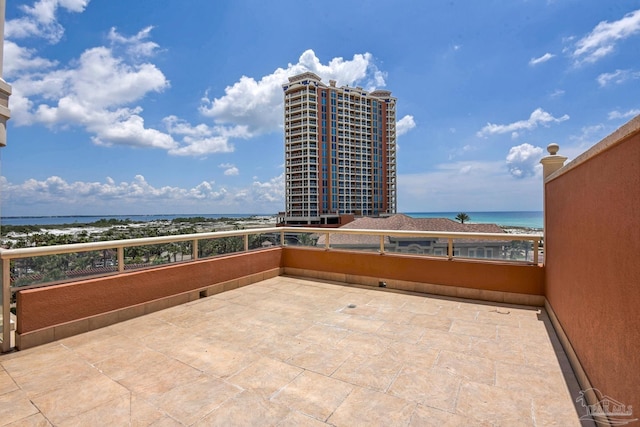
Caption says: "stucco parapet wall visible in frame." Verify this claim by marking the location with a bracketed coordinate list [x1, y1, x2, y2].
[547, 114, 640, 182]
[16, 248, 283, 334]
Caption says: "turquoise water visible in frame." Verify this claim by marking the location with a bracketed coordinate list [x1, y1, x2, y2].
[2, 211, 544, 229]
[406, 211, 543, 229]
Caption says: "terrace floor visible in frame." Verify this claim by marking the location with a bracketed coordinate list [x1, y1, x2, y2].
[0, 276, 593, 426]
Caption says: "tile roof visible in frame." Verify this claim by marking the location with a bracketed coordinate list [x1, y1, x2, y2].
[316, 214, 506, 246]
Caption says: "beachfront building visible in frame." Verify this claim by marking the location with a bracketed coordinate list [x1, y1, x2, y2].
[316, 214, 513, 259]
[281, 72, 397, 226]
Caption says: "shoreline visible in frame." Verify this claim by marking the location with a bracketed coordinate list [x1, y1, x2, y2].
[501, 225, 543, 235]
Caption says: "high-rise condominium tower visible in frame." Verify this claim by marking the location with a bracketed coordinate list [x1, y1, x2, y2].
[282, 72, 397, 225]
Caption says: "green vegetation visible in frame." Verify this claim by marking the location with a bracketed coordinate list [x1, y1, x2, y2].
[455, 212, 470, 224]
[2, 216, 276, 288]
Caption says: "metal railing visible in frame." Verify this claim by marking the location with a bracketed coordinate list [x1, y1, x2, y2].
[0, 226, 542, 351]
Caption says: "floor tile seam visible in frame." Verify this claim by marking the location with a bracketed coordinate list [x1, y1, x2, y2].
[318, 386, 358, 424]
[51, 389, 134, 426]
[433, 350, 498, 386]
[128, 390, 186, 427]
[0, 345, 74, 369]
[0, 389, 42, 423]
[494, 359, 566, 380]
[447, 327, 499, 341]
[382, 361, 407, 396]
[177, 387, 245, 426]
[411, 376, 462, 416]
[460, 377, 546, 405]
[23, 403, 49, 426]
[494, 374, 579, 402]
[58, 332, 122, 354]
[325, 350, 366, 381]
[262, 366, 306, 407]
[7, 356, 108, 393]
[110, 352, 206, 391]
[0, 369, 20, 395]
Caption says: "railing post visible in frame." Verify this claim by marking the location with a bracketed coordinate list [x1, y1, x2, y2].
[192, 239, 198, 260]
[540, 143, 568, 180]
[117, 247, 124, 273]
[540, 143, 567, 265]
[379, 235, 385, 254]
[325, 232, 330, 250]
[280, 230, 285, 246]
[533, 239, 539, 265]
[244, 234, 249, 252]
[448, 238, 453, 260]
[2, 258, 11, 352]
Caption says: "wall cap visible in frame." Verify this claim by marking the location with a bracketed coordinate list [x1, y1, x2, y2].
[546, 114, 640, 182]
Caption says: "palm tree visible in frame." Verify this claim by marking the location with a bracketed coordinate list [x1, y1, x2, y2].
[455, 212, 470, 224]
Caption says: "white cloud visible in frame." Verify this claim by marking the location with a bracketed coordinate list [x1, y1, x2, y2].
[7, 4, 402, 158]
[529, 53, 555, 66]
[396, 115, 416, 136]
[572, 9, 640, 65]
[597, 69, 640, 87]
[199, 49, 387, 136]
[5, 0, 90, 42]
[608, 109, 640, 120]
[219, 163, 239, 176]
[448, 144, 475, 160]
[1, 173, 285, 215]
[549, 89, 565, 98]
[568, 124, 606, 150]
[3, 41, 58, 78]
[397, 161, 543, 212]
[558, 124, 609, 161]
[505, 143, 544, 179]
[10, 38, 176, 150]
[476, 108, 569, 138]
[108, 26, 159, 59]
[8, 23, 237, 156]
[249, 173, 285, 204]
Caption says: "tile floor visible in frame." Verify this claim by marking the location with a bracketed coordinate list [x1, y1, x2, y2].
[0, 276, 594, 426]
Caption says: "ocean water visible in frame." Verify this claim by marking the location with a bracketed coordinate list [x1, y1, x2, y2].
[1, 211, 544, 229]
[406, 211, 543, 229]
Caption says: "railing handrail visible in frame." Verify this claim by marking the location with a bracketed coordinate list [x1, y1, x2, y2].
[287, 227, 542, 241]
[0, 226, 542, 259]
[0, 227, 278, 259]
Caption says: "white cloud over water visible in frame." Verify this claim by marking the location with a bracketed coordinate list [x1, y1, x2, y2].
[398, 160, 543, 212]
[0, 174, 284, 215]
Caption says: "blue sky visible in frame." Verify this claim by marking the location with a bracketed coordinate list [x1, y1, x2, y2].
[1, 0, 639, 216]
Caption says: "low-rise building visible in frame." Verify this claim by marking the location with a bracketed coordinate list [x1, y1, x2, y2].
[316, 213, 513, 258]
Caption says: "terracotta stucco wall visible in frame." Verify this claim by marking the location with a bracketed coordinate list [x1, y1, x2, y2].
[282, 247, 544, 295]
[545, 127, 640, 413]
[17, 248, 283, 333]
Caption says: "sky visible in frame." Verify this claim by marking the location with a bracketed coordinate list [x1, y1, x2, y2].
[1, 0, 639, 216]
